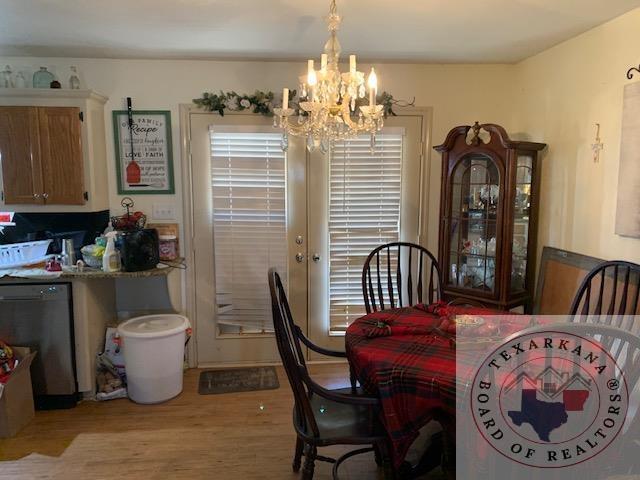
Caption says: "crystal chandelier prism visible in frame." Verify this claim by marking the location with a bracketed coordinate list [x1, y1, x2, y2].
[274, 0, 384, 154]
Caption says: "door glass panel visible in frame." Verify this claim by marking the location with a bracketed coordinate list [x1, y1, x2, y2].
[447, 154, 499, 293]
[328, 133, 402, 333]
[210, 130, 287, 334]
[511, 154, 532, 292]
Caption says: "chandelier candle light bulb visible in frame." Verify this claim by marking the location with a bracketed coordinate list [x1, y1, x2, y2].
[368, 68, 377, 106]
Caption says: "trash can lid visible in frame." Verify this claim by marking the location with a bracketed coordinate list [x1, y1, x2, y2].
[117, 314, 189, 339]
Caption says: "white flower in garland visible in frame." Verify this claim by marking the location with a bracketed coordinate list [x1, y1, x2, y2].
[224, 95, 239, 111]
[240, 99, 251, 109]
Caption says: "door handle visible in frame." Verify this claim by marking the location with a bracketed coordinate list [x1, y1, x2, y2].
[295, 253, 305, 263]
[0, 295, 44, 301]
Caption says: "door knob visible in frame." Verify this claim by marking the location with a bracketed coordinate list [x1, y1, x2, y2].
[312, 253, 321, 262]
[295, 253, 305, 263]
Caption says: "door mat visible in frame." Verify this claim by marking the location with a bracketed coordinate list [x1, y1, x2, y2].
[198, 366, 280, 395]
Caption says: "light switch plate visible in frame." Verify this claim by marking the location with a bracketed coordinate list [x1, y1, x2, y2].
[152, 204, 177, 220]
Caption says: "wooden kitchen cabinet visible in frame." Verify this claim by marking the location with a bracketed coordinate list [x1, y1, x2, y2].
[0, 107, 44, 204]
[0, 106, 84, 205]
[38, 107, 85, 204]
[0, 89, 109, 212]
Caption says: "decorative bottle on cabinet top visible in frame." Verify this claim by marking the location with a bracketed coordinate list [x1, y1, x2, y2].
[33, 67, 54, 88]
[69, 66, 80, 90]
[0, 65, 13, 88]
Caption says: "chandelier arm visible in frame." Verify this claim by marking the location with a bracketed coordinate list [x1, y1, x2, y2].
[340, 95, 359, 131]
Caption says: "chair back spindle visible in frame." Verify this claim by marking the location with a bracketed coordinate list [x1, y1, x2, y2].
[362, 242, 443, 313]
[570, 261, 640, 328]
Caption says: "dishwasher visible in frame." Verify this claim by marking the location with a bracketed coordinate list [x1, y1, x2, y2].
[0, 283, 78, 409]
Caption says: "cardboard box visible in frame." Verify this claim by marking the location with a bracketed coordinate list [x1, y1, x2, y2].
[0, 347, 36, 438]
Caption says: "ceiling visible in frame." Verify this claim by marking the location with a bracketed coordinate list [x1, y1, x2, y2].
[1, 0, 639, 63]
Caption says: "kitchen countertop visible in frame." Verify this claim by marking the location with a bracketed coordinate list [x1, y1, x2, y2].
[0, 259, 185, 280]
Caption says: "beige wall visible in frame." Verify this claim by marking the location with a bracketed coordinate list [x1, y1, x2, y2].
[513, 7, 640, 264]
[0, 57, 517, 310]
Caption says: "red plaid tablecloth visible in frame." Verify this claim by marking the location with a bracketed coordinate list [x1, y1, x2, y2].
[345, 301, 526, 468]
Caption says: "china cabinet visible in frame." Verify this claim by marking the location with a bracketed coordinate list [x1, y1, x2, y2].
[434, 122, 546, 311]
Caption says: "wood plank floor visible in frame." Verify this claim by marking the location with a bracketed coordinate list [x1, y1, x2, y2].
[0, 364, 442, 479]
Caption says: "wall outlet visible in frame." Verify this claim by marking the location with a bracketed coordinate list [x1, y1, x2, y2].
[152, 204, 177, 220]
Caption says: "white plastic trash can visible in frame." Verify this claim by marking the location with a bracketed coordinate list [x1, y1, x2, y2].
[117, 314, 190, 404]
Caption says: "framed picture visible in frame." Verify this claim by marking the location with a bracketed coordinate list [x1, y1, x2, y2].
[112, 110, 175, 194]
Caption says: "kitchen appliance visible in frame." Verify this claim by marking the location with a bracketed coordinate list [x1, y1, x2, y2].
[61, 238, 76, 266]
[119, 228, 160, 272]
[0, 283, 77, 409]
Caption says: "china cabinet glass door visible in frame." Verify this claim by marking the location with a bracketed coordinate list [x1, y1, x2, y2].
[510, 154, 533, 293]
[447, 153, 500, 294]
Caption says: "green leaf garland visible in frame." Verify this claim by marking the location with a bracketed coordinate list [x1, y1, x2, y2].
[193, 89, 399, 117]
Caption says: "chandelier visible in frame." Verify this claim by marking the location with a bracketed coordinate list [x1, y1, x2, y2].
[274, 0, 384, 153]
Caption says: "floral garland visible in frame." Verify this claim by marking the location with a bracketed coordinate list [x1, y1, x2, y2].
[193, 89, 400, 117]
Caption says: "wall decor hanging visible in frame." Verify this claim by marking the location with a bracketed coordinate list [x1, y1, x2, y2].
[626, 63, 640, 79]
[112, 99, 174, 195]
[615, 81, 640, 238]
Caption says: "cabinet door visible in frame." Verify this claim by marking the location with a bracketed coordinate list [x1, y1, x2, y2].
[445, 153, 502, 298]
[38, 107, 85, 205]
[0, 107, 44, 204]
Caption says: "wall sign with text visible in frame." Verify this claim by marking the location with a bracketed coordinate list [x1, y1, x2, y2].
[112, 110, 175, 194]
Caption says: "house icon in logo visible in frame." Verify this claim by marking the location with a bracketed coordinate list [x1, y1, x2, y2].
[503, 367, 592, 441]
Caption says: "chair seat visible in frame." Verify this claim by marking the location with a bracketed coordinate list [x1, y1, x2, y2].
[294, 387, 386, 446]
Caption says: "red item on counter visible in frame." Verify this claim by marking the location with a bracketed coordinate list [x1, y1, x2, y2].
[45, 257, 62, 272]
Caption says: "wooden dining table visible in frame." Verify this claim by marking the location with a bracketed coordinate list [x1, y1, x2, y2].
[345, 301, 531, 477]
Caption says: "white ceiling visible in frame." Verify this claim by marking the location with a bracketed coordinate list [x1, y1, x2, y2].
[1, 0, 639, 63]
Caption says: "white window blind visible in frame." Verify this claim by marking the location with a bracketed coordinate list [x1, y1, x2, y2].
[210, 129, 287, 334]
[329, 134, 403, 333]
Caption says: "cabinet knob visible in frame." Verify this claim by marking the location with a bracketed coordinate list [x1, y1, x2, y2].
[42, 193, 49, 199]
[33, 193, 40, 199]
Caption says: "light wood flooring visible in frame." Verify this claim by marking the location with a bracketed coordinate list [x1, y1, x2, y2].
[0, 364, 442, 479]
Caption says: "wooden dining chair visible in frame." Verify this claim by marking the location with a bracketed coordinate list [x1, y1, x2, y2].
[569, 260, 640, 325]
[362, 242, 443, 313]
[268, 268, 394, 480]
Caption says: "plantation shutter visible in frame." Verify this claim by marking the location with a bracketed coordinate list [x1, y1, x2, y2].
[329, 133, 403, 333]
[210, 128, 287, 333]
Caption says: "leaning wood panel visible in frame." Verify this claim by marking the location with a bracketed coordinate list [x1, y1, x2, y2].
[533, 246, 604, 314]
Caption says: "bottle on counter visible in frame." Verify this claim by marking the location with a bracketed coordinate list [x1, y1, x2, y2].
[102, 232, 121, 273]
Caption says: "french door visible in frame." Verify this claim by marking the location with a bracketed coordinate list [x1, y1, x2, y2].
[190, 112, 307, 365]
[307, 114, 426, 355]
[188, 110, 427, 365]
